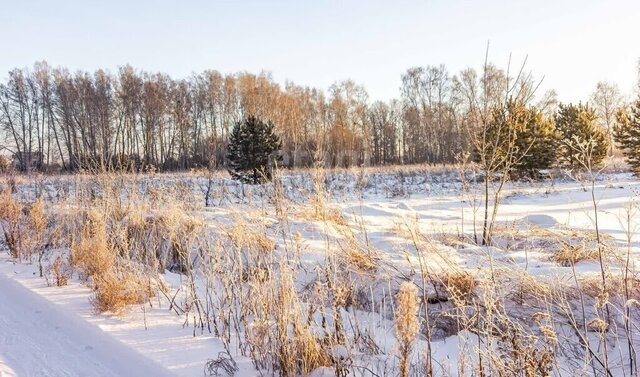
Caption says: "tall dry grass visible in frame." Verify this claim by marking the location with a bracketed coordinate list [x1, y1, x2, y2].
[0, 166, 638, 376]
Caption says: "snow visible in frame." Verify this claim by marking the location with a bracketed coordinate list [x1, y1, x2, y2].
[0, 272, 176, 377]
[520, 214, 558, 227]
[0, 260, 257, 377]
[1, 169, 639, 376]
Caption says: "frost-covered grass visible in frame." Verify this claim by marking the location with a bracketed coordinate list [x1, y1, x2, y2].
[1, 165, 639, 376]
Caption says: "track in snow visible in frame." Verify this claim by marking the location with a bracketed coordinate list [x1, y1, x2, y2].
[0, 274, 176, 377]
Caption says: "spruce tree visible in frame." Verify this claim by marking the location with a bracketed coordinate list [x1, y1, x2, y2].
[555, 103, 609, 169]
[227, 116, 282, 184]
[614, 97, 640, 174]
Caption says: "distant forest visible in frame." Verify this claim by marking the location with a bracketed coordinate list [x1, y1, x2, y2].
[0, 61, 628, 172]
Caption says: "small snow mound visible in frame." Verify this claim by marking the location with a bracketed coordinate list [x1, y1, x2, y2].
[395, 202, 412, 211]
[308, 367, 336, 377]
[330, 344, 348, 361]
[0, 360, 18, 377]
[521, 214, 557, 228]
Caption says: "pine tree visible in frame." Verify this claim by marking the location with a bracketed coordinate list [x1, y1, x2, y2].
[227, 116, 282, 184]
[475, 99, 557, 179]
[555, 103, 609, 169]
[513, 104, 558, 178]
[614, 97, 640, 174]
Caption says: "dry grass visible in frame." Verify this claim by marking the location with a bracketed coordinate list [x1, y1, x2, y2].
[71, 209, 114, 280]
[438, 271, 477, 300]
[27, 197, 47, 242]
[3, 168, 639, 377]
[227, 222, 275, 255]
[552, 244, 602, 266]
[90, 271, 152, 314]
[64, 183, 164, 313]
[395, 281, 420, 377]
[52, 257, 72, 287]
[436, 233, 476, 249]
[341, 247, 378, 273]
[44, 255, 74, 287]
[0, 155, 10, 173]
[0, 189, 52, 262]
[490, 224, 614, 267]
[510, 273, 553, 303]
[0, 189, 24, 258]
[333, 228, 380, 274]
[242, 264, 335, 375]
[296, 204, 347, 226]
[577, 274, 639, 299]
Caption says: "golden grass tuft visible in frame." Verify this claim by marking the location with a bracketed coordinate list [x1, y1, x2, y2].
[28, 197, 47, 237]
[552, 244, 601, 267]
[587, 318, 609, 333]
[71, 209, 114, 280]
[395, 281, 420, 377]
[439, 271, 477, 300]
[227, 223, 275, 254]
[0, 189, 24, 258]
[343, 248, 378, 273]
[91, 271, 152, 314]
[296, 205, 347, 226]
[67, 206, 154, 313]
[578, 274, 632, 299]
[512, 273, 553, 303]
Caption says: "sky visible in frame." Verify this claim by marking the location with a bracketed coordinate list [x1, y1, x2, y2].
[1, 0, 639, 103]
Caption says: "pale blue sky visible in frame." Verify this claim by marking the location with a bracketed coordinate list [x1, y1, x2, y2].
[1, 0, 638, 102]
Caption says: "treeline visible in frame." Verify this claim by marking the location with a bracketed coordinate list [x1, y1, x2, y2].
[0, 60, 625, 172]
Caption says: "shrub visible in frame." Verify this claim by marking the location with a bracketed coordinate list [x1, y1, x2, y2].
[90, 271, 151, 313]
[0, 190, 24, 259]
[0, 193, 52, 263]
[26, 197, 52, 275]
[70, 209, 114, 280]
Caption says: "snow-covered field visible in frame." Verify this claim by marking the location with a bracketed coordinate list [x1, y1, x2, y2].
[1, 168, 639, 376]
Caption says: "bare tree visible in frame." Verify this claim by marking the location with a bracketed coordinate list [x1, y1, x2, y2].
[0, 60, 556, 173]
[591, 81, 623, 155]
[462, 48, 541, 245]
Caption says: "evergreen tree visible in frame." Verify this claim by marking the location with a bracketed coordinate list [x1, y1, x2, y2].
[475, 99, 557, 179]
[555, 103, 609, 169]
[513, 105, 558, 178]
[227, 116, 282, 184]
[614, 98, 640, 174]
